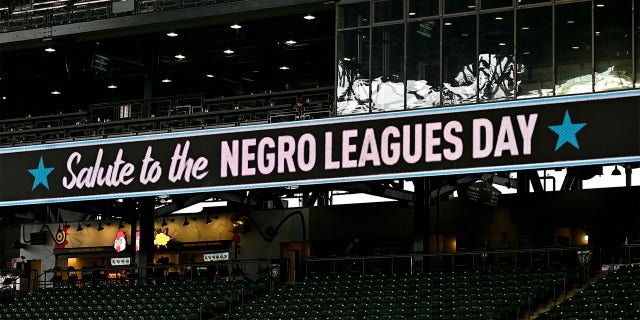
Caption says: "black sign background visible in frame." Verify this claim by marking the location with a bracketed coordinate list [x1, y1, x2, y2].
[1, 92, 639, 206]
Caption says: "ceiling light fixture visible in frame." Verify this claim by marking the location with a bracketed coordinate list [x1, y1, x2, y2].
[612, 166, 622, 176]
[444, 22, 452, 26]
[97, 222, 104, 231]
[596, 3, 604, 7]
[206, 74, 214, 78]
[498, 42, 507, 46]
[230, 24, 242, 29]
[223, 49, 234, 54]
[567, 20, 575, 24]
[44, 47, 56, 53]
[175, 54, 186, 59]
[182, 216, 190, 226]
[118, 221, 125, 229]
[205, 215, 213, 224]
[571, 46, 580, 50]
[285, 40, 297, 45]
[2, 96, 6, 100]
[279, 66, 290, 70]
[521, 26, 530, 30]
[76, 223, 83, 232]
[467, 4, 476, 8]
[161, 217, 168, 227]
[304, 14, 315, 20]
[107, 84, 117, 89]
[51, 90, 61, 95]
[166, 32, 178, 37]
[161, 78, 172, 83]
[408, 11, 416, 16]
[495, 16, 503, 20]
[523, 51, 531, 55]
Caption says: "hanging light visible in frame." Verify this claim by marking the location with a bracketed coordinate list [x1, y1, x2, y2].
[161, 217, 168, 227]
[205, 215, 213, 224]
[182, 216, 190, 226]
[76, 223, 83, 232]
[97, 222, 104, 231]
[118, 221, 125, 229]
[612, 166, 622, 176]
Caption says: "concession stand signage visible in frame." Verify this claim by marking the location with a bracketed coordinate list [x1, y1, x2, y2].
[1, 91, 640, 206]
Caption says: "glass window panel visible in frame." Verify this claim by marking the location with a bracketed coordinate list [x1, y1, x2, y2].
[337, 29, 371, 115]
[594, 0, 632, 91]
[407, 20, 441, 108]
[371, 24, 405, 112]
[482, 0, 512, 10]
[374, 0, 403, 22]
[443, 15, 477, 105]
[479, 12, 514, 102]
[338, 2, 370, 29]
[409, 0, 439, 18]
[636, 0, 640, 86]
[555, 2, 592, 95]
[517, 6, 553, 98]
[445, 0, 477, 14]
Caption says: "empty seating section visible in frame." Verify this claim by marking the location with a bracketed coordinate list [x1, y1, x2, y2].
[538, 265, 640, 320]
[0, 280, 267, 320]
[219, 270, 567, 320]
[0, 88, 334, 147]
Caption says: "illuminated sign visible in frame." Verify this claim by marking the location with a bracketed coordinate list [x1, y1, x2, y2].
[2, 91, 640, 206]
[203, 252, 229, 262]
[135, 230, 140, 252]
[110, 257, 131, 266]
[114, 231, 127, 252]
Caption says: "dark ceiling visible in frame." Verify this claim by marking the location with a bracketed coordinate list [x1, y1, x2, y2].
[0, 7, 335, 119]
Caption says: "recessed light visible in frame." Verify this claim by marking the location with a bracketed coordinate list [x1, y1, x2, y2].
[2, 96, 6, 100]
[51, 90, 61, 95]
[408, 12, 416, 16]
[498, 42, 507, 46]
[521, 26, 530, 30]
[44, 47, 56, 53]
[223, 49, 234, 54]
[495, 16, 503, 20]
[304, 14, 315, 20]
[285, 40, 297, 45]
[523, 51, 531, 55]
[567, 20, 575, 24]
[206, 74, 214, 78]
[166, 32, 178, 37]
[596, 3, 604, 7]
[572, 46, 580, 50]
[280, 66, 290, 70]
[444, 22, 452, 26]
[175, 54, 186, 59]
[161, 78, 172, 83]
[343, 57, 351, 61]
[107, 84, 117, 89]
[467, 5, 476, 8]
[230, 24, 242, 29]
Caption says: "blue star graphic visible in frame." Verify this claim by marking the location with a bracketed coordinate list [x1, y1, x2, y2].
[28, 156, 55, 190]
[548, 110, 587, 151]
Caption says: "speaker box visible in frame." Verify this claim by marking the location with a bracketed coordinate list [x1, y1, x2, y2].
[30, 231, 47, 245]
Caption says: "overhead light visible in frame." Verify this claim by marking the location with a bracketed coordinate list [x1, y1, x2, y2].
[567, 20, 575, 24]
[444, 22, 452, 26]
[182, 216, 190, 226]
[595, 31, 601, 36]
[251, 70, 260, 73]
[166, 32, 178, 37]
[44, 47, 56, 53]
[51, 90, 61, 95]
[230, 24, 242, 29]
[461, 33, 469, 37]
[303, 14, 315, 20]
[612, 166, 622, 176]
[2, 96, 6, 100]
[175, 54, 186, 59]
[161, 78, 172, 83]
[596, 3, 604, 7]
[523, 51, 531, 55]
[107, 84, 117, 89]
[408, 11, 416, 16]
[223, 49, 234, 54]
[343, 57, 351, 61]
[206, 74, 214, 78]
[73, 0, 109, 5]
[118, 221, 125, 229]
[76, 223, 83, 232]
[498, 42, 507, 46]
[467, 4, 476, 8]
[279, 66, 290, 70]
[161, 217, 168, 227]
[97, 223, 104, 231]
[571, 46, 580, 50]
[495, 16, 503, 20]
[521, 26, 530, 30]
[285, 40, 297, 45]
[584, 234, 589, 242]
[205, 215, 213, 224]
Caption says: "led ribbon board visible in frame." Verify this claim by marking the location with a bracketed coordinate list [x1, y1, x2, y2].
[2, 91, 640, 206]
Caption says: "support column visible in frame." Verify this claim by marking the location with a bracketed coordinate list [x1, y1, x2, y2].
[136, 198, 155, 282]
[413, 177, 430, 273]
